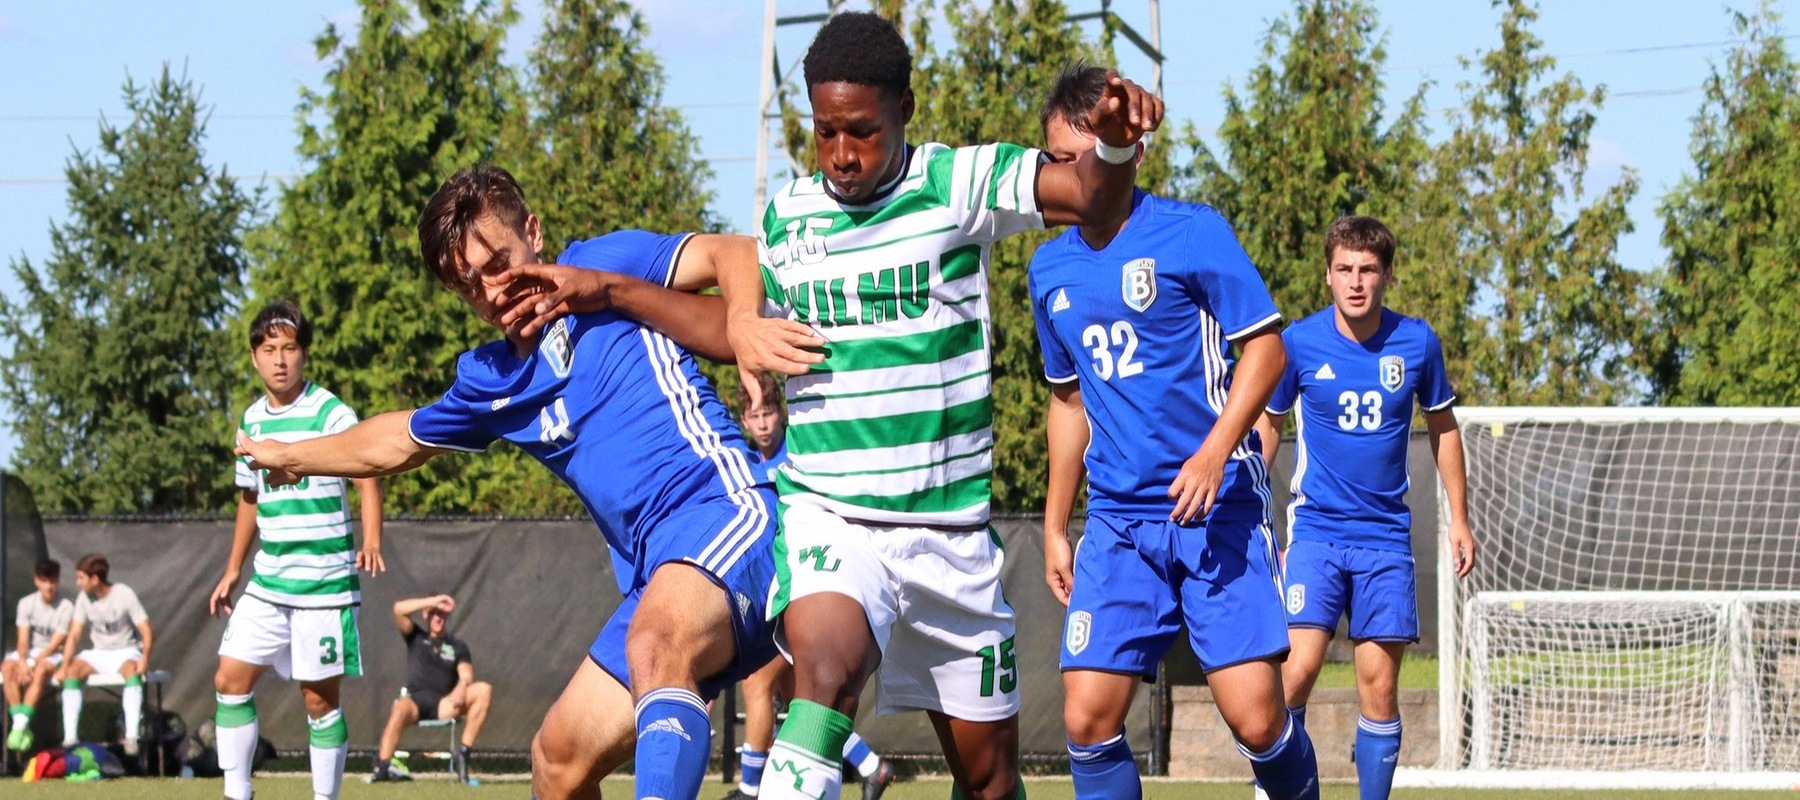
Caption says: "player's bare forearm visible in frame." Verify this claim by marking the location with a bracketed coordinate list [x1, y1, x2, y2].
[137, 621, 153, 668]
[15, 626, 28, 662]
[1043, 382, 1090, 538]
[1427, 410, 1471, 529]
[61, 622, 82, 664]
[224, 491, 258, 580]
[355, 477, 384, 548]
[1254, 411, 1285, 468]
[35, 632, 65, 664]
[667, 233, 757, 292]
[1038, 72, 1163, 228]
[1197, 330, 1286, 462]
[239, 411, 439, 480]
[610, 281, 736, 362]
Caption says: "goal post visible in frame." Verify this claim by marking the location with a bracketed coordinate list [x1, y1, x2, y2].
[1427, 407, 1800, 789]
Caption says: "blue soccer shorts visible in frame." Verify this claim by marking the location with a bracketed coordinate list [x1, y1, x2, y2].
[1060, 511, 1289, 676]
[1281, 539, 1419, 642]
[588, 488, 781, 699]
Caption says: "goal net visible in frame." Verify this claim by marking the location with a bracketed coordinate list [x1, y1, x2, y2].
[1432, 407, 1800, 789]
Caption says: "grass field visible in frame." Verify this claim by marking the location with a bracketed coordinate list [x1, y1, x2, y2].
[7, 775, 1798, 799]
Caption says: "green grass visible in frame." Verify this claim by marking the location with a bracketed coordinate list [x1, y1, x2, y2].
[8, 776, 1797, 799]
[1313, 655, 1440, 690]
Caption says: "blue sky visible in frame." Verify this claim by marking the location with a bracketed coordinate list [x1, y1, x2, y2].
[0, 0, 1789, 466]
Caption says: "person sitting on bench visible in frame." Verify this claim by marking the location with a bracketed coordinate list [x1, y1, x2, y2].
[371, 595, 490, 782]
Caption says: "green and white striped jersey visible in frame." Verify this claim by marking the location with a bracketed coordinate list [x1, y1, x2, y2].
[234, 382, 361, 608]
[758, 141, 1045, 527]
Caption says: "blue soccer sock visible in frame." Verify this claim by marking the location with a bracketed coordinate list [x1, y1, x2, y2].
[633, 688, 712, 800]
[738, 748, 768, 795]
[1068, 731, 1139, 800]
[1238, 714, 1319, 800]
[842, 731, 880, 777]
[1354, 715, 1402, 800]
[1289, 706, 1307, 731]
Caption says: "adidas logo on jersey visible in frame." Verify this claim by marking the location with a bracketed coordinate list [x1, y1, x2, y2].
[1316, 363, 1337, 380]
[1051, 288, 1070, 313]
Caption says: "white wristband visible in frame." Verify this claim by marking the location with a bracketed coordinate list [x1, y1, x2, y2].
[1094, 138, 1137, 165]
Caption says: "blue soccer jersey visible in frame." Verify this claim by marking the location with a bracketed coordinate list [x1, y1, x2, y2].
[409, 230, 770, 591]
[752, 443, 789, 486]
[1028, 191, 1282, 520]
[1268, 307, 1456, 552]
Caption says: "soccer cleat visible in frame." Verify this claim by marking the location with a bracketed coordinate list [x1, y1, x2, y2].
[1251, 783, 1271, 800]
[718, 790, 755, 800]
[6, 726, 32, 752]
[859, 759, 898, 800]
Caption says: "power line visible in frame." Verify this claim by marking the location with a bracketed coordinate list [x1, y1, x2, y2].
[1168, 33, 1800, 87]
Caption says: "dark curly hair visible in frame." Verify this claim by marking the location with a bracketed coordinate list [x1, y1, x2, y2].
[803, 12, 911, 96]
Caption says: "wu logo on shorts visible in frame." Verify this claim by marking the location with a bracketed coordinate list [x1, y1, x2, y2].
[1121, 258, 1157, 312]
[1286, 584, 1306, 615]
[1065, 610, 1092, 655]
[798, 545, 841, 573]
[1379, 355, 1405, 393]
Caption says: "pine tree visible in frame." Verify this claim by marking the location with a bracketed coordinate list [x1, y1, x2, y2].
[1443, 0, 1646, 403]
[248, 0, 538, 513]
[0, 67, 255, 513]
[1654, 6, 1800, 405]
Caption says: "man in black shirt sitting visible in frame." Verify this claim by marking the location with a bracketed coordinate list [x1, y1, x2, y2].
[370, 594, 492, 783]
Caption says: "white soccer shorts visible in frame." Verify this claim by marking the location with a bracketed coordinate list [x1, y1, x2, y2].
[218, 593, 362, 681]
[75, 648, 143, 676]
[3, 651, 62, 668]
[774, 503, 1019, 722]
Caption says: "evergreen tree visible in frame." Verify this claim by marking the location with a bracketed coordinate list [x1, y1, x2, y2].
[1442, 0, 1646, 403]
[1180, 0, 1474, 395]
[1654, 7, 1800, 405]
[0, 67, 255, 513]
[249, 0, 539, 513]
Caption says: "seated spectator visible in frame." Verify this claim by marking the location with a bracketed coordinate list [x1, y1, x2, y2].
[371, 595, 490, 783]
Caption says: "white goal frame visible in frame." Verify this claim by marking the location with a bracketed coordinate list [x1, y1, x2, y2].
[1417, 406, 1800, 790]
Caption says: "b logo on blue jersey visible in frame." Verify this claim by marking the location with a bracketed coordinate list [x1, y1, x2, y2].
[1286, 584, 1306, 615]
[542, 317, 575, 379]
[1379, 355, 1405, 392]
[1121, 258, 1156, 312]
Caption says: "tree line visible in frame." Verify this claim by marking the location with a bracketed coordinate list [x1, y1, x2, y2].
[3, 0, 1794, 515]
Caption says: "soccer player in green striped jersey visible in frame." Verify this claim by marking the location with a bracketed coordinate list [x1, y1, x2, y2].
[719, 13, 1161, 800]
[209, 301, 385, 800]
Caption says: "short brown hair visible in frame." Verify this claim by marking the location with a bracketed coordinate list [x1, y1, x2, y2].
[76, 554, 109, 584]
[418, 165, 532, 293]
[34, 559, 60, 581]
[733, 374, 784, 418]
[1041, 61, 1109, 135]
[1324, 215, 1397, 271]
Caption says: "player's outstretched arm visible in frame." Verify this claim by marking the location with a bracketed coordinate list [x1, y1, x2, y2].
[1427, 409, 1476, 577]
[1036, 71, 1164, 229]
[1170, 329, 1286, 524]
[237, 410, 443, 483]
[59, 619, 83, 667]
[1043, 382, 1090, 607]
[495, 262, 741, 362]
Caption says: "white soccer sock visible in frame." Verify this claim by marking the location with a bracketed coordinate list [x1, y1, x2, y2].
[121, 683, 143, 742]
[763, 740, 842, 800]
[9, 710, 26, 729]
[61, 683, 82, 745]
[308, 708, 347, 800]
[215, 692, 258, 800]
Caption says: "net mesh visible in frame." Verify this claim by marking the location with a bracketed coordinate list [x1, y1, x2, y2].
[1446, 411, 1800, 773]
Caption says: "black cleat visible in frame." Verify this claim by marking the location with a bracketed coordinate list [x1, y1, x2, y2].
[859, 759, 899, 800]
